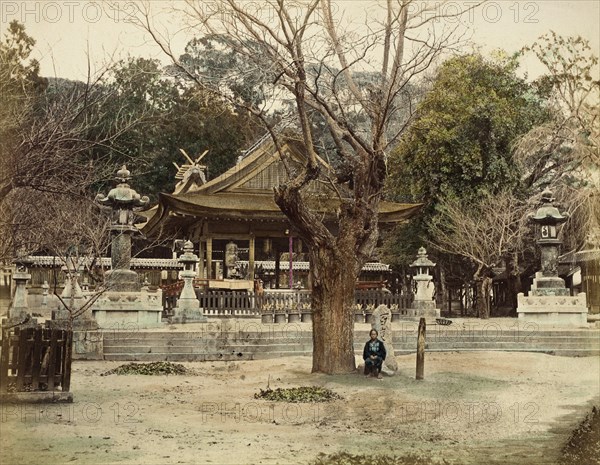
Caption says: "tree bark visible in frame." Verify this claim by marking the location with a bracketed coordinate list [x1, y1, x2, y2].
[476, 276, 492, 319]
[309, 246, 357, 374]
[274, 168, 379, 374]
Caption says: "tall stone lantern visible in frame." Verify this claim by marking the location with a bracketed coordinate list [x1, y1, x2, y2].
[517, 188, 587, 326]
[528, 188, 570, 294]
[91, 165, 163, 329]
[170, 241, 207, 324]
[95, 165, 149, 292]
[408, 247, 440, 318]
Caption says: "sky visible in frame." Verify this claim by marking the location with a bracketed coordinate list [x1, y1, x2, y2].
[2, 1, 599, 81]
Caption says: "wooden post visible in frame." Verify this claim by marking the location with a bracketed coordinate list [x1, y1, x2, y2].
[0, 329, 10, 393]
[249, 236, 255, 280]
[274, 245, 280, 289]
[416, 317, 426, 380]
[198, 241, 205, 279]
[206, 238, 213, 280]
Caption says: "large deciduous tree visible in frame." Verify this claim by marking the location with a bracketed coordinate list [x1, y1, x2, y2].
[139, 0, 480, 373]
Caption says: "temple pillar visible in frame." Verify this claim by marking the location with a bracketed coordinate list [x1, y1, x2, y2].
[197, 241, 205, 279]
[206, 237, 213, 280]
[249, 236, 255, 280]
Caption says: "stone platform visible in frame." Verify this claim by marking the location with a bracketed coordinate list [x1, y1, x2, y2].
[517, 293, 588, 327]
[92, 290, 163, 329]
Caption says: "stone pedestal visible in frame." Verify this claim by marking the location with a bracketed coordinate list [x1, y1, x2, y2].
[169, 283, 207, 324]
[517, 273, 587, 326]
[92, 288, 163, 329]
[72, 330, 104, 360]
[50, 269, 98, 330]
[517, 293, 588, 326]
[407, 300, 440, 318]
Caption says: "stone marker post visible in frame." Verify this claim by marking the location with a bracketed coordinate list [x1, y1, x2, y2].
[371, 304, 398, 374]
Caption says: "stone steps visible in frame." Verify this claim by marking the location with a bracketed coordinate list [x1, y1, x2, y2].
[100, 327, 600, 360]
[103, 339, 600, 351]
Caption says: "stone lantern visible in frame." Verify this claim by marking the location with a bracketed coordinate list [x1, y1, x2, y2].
[410, 247, 436, 301]
[95, 165, 149, 292]
[528, 188, 570, 293]
[517, 188, 587, 326]
[170, 241, 207, 324]
[408, 247, 439, 318]
[91, 165, 163, 329]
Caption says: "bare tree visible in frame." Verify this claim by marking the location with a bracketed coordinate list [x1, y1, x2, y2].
[515, 33, 599, 189]
[428, 191, 531, 319]
[514, 33, 599, 265]
[137, 0, 481, 373]
[0, 66, 157, 266]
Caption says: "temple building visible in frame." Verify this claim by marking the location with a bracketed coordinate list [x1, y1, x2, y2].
[141, 135, 422, 290]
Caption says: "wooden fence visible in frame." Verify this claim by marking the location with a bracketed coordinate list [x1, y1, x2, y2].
[0, 326, 72, 393]
[161, 286, 414, 322]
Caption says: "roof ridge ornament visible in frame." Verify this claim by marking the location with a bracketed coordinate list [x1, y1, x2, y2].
[172, 148, 208, 194]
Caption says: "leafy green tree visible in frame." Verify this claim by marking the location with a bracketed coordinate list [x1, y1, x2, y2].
[385, 53, 550, 316]
[177, 34, 272, 109]
[388, 53, 549, 207]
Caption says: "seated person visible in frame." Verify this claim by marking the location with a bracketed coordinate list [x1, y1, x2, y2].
[363, 329, 386, 379]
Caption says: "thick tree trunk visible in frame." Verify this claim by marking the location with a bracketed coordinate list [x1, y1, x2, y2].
[309, 246, 357, 374]
[274, 184, 378, 374]
[273, 149, 383, 375]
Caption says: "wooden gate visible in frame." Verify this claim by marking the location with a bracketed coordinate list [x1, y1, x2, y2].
[0, 326, 73, 393]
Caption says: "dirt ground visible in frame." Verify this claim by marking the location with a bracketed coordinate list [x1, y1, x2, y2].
[0, 351, 598, 465]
